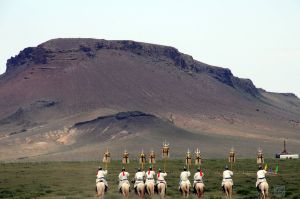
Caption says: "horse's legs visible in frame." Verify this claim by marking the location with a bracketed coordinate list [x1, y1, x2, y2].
[262, 188, 267, 199]
[122, 187, 128, 198]
[186, 185, 189, 198]
[198, 187, 203, 199]
[265, 189, 269, 199]
[225, 186, 229, 199]
[141, 186, 145, 198]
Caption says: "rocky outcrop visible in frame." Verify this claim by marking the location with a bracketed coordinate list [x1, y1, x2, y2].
[5, 38, 259, 96]
[6, 47, 53, 74]
[74, 111, 154, 127]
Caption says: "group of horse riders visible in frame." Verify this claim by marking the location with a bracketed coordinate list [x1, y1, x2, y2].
[96, 164, 269, 197]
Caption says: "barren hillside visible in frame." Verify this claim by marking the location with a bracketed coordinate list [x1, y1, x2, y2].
[0, 38, 299, 161]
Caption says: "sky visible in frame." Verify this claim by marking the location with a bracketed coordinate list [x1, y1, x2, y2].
[1, 0, 300, 96]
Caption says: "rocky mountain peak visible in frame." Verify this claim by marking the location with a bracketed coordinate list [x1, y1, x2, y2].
[5, 38, 259, 96]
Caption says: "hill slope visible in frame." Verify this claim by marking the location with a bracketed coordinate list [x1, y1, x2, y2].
[0, 38, 299, 161]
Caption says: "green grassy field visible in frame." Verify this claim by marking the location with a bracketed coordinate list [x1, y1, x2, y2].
[0, 159, 299, 199]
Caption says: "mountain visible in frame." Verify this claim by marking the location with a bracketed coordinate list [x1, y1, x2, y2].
[0, 38, 299, 161]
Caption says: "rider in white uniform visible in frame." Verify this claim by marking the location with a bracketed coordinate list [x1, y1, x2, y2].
[193, 168, 204, 192]
[96, 167, 108, 192]
[221, 165, 233, 192]
[156, 168, 167, 191]
[179, 167, 191, 191]
[118, 167, 130, 192]
[134, 168, 145, 192]
[256, 165, 267, 191]
[145, 166, 155, 188]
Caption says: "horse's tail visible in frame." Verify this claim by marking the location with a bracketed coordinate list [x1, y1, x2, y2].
[122, 183, 130, 198]
[181, 182, 189, 197]
[96, 182, 105, 198]
[158, 183, 166, 199]
[224, 182, 232, 198]
[147, 182, 155, 196]
[196, 183, 204, 198]
[137, 183, 145, 197]
[263, 182, 269, 199]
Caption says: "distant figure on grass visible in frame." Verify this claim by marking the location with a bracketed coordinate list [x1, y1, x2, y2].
[145, 166, 155, 197]
[156, 168, 167, 199]
[95, 167, 108, 199]
[118, 167, 130, 198]
[179, 166, 191, 198]
[256, 165, 269, 199]
[133, 168, 145, 198]
[221, 165, 233, 199]
[193, 167, 205, 198]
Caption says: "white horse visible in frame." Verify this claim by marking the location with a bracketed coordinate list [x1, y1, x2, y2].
[223, 181, 233, 199]
[259, 181, 269, 199]
[157, 182, 166, 199]
[121, 182, 130, 198]
[96, 181, 105, 199]
[135, 182, 145, 198]
[194, 182, 204, 198]
[146, 181, 155, 197]
[180, 181, 190, 198]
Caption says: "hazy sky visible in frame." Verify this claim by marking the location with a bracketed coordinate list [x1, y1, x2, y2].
[1, 0, 299, 96]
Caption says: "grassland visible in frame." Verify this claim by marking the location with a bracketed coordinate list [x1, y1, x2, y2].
[0, 159, 299, 199]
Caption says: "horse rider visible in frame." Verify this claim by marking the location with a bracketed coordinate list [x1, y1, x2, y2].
[179, 166, 191, 191]
[145, 166, 156, 188]
[256, 165, 267, 191]
[193, 167, 204, 192]
[156, 168, 167, 190]
[133, 168, 145, 193]
[118, 167, 130, 192]
[221, 165, 233, 192]
[96, 166, 108, 192]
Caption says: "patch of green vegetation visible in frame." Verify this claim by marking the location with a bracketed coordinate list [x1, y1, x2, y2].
[0, 159, 299, 198]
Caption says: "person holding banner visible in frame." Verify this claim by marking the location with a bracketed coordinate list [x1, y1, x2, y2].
[118, 167, 130, 193]
[95, 166, 108, 199]
[256, 165, 268, 191]
[145, 166, 156, 196]
[156, 168, 167, 185]
[134, 168, 145, 191]
[156, 168, 167, 198]
[96, 167, 108, 191]
[193, 168, 204, 189]
[193, 168, 205, 198]
[179, 166, 191, 194]
[145, 166, 156, 185]
[221, 165, 233, 197]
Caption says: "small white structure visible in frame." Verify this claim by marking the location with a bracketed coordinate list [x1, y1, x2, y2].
[275, 140, 299, 159]
[279, 154, 299, 159]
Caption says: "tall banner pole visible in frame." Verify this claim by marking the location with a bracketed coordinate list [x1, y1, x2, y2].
[228, 147, 236, 171]
[257, 147, 264, 164]
[139, 149, 146, 170]
[149, 150, 156, 169]
[194, 148, 202, 166]
[162, 140, 170, 172]
[102, 148, 111, 170]
[186, 149, 192, 171]
[122, 150, 129, 165]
